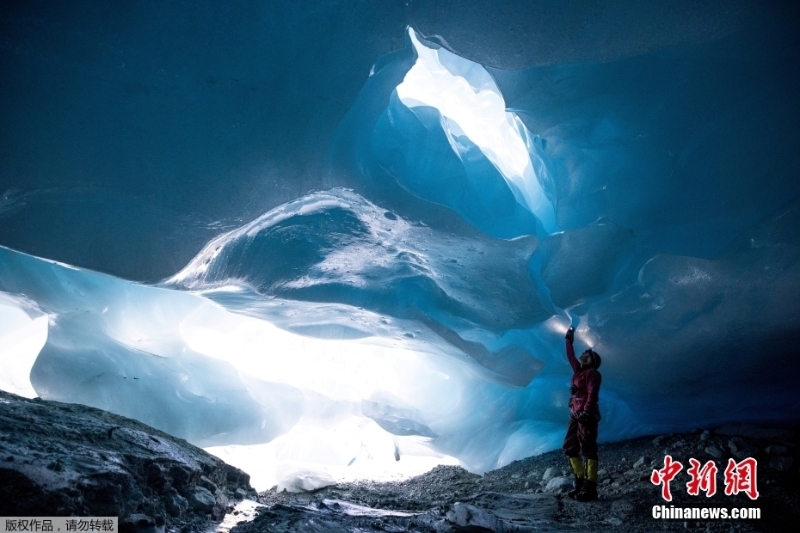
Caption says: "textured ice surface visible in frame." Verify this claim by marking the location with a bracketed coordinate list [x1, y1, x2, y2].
[1, 4, 799, 482]
[2, 191, 797, 475]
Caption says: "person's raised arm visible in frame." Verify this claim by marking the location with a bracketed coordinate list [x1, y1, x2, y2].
[565, 327, 579, 372]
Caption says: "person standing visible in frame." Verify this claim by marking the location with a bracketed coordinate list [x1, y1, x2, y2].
[563, 326, 602, 501]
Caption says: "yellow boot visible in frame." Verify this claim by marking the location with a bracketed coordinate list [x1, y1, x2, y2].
[567, 456, 585, 499]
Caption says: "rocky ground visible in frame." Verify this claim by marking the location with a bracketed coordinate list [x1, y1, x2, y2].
[237, 423, 799, 533]
[2, 389, 797, 532]
[0, 391, 258, 533]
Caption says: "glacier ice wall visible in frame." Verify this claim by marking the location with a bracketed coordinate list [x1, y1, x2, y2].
[1, 0, 800, 480]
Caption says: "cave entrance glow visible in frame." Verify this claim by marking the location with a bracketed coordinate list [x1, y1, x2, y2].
[396, 29, 556, 233]
[0, 293, 47, 399]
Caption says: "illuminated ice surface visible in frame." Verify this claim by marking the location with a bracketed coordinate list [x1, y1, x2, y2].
[0, 292, 47, 399]
[207, 415, 460, 491]
[396, 29, 556, 233]
[1, 14, 800, 489]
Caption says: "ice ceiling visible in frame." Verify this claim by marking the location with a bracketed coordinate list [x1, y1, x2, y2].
[1, 0, 799, 490]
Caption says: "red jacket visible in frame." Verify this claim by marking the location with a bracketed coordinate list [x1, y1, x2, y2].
[567, 340, 601, 414]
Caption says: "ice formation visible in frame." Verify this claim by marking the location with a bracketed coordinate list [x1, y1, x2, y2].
[395, 29, 557, 234]
[1, 1, 799, 490]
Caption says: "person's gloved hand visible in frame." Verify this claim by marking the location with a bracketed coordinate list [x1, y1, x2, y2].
[565, 327, 575, 344]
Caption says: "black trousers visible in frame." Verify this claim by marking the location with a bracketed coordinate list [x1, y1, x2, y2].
[562, 414, 599, 460]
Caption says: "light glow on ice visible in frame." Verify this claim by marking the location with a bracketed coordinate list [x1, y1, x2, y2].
[176, 297, 465, 411]
[173, 292, 467, 486]
[0, 293, 48, 399]
[181, 309, 408, 401]
[206, 414, 459, 492]
[396, 29, 556, 232]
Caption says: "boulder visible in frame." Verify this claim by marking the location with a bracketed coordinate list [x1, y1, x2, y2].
[544, 476, 574, 494]
[447, 502, 503, 532]
[0, 391, 252, 530]
[705, 446, 723, 458]
[542, 466, 557, 482]
[187, 486, 216, 512]
[119, 514, 163, 533]
[165, 490, 188, 517]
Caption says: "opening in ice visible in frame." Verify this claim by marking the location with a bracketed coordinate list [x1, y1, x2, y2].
[177, 295, 465, 490]
[396, 29, 556, 233]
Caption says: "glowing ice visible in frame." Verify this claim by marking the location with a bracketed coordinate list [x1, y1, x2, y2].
[207, 415, 459, 492]
[0, 292, 47, 398]
[396, 29, 556, 233]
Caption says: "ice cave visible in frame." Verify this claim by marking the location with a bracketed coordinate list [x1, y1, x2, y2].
[1, 0, 799, 495]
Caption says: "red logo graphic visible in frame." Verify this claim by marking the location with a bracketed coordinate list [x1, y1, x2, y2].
[652, 456, 759, 501]
[723, 457, 759, 500]
[686, 458, 718, 497]
[650, 455, 684, 502]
